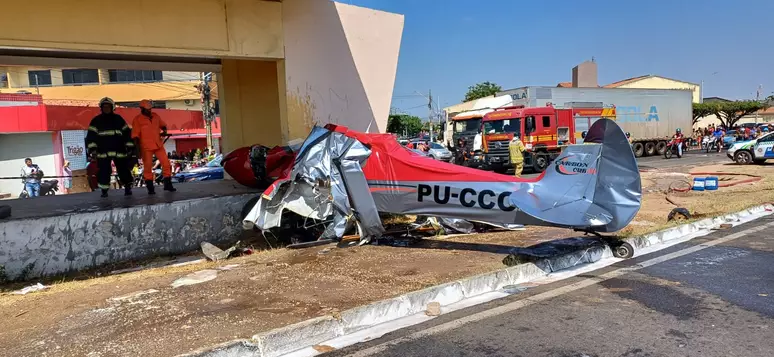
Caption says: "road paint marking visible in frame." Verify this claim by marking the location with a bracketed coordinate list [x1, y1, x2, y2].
[346, 220, 774, 357]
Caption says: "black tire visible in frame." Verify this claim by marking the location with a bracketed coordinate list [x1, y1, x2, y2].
[612, 242, 634, 259]
[668, 207, 691, 221]
[632, 142, 644, 158]
[734, 150, 753, 165]
[644, 141, 656, 156]
[0, 205, 9, 219]
[241, 196, 261, 220]
[656, 141, 667, 155]
[19, 192, 28, 199]
[429, 155, 437, 161]
[664, 147, 673, 159]
[533, 153, 549, 173]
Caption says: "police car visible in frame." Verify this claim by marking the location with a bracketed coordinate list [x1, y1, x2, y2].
[727, 131, 774, 165]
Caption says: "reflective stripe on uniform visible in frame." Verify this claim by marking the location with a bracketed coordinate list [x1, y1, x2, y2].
[98, 130, 119, 136]
[97, 153, 107, 158]
[107, 151, 117, 157]
[98, 184, 110, 189]
[126, 142, 135, 147]
[87, 142, 98, 149]
[122, 125, 129, 131]
[116, 153, 127, 158]
[88, 126, 99, 133]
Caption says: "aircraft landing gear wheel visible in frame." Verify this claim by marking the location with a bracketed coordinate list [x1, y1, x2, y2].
[612, 242, 634, 259]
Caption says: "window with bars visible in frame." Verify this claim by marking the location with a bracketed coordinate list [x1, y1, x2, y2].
[108, 70, 164, 83]
[62, 69, 99, 85]
[28, 70, 53, 86]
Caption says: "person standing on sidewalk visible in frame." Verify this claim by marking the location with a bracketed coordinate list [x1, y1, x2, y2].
[86, 97, 135, 197]
[20, 158, 43, 197]
[131, 100, 176, 194]
[62, 160, 72, 194]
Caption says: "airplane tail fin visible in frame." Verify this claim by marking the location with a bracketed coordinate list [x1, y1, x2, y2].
[511, 119, 642, 232]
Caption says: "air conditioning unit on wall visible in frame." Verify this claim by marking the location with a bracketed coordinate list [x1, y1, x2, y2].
[184, 99, 194, 106]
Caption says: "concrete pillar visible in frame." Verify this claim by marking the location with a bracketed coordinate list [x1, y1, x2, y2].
[50, 69, 64, 86]
[218, 59, 285, 154]
[98, 69, 110, 84]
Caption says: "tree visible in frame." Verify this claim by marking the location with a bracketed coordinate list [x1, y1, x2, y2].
[692, 102, 717, 126]
[464, 81, 503, 102]
[715, 100, 765, 128]
[386, 114, 423, 137]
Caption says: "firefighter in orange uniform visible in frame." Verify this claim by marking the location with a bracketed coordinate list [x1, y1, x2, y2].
[131, 100, 176, 194]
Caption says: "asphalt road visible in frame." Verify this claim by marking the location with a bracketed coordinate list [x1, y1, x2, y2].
[636, 150, 728, 170]
[332, 214, 774, 357]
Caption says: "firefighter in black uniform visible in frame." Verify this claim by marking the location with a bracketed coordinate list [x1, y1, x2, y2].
[85, 97, 135, 197]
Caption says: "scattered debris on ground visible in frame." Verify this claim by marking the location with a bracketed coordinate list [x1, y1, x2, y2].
[425, 301, 441, 316]
[201, 241, 254, 261]
[313, 345, 337, 353]
[11, 283, 48, 295]
[170, 270, 219, 288]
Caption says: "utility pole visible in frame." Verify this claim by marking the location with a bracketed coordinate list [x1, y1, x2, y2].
[198, 72, 215, 152]
[428, 89, 433, 142]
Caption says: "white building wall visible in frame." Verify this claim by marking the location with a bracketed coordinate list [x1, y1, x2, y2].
[165, 99, 200, 110]
[282, 0, 404, 139]
[0, 133, 56, 197]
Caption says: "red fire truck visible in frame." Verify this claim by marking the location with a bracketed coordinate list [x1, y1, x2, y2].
[474, 103, 616, 173]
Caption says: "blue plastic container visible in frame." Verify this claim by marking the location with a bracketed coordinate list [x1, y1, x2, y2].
[692, 177, 706, 191]
[704, 176, 719, 191]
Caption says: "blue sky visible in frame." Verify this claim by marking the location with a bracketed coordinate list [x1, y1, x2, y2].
[347, 0, 774, 118]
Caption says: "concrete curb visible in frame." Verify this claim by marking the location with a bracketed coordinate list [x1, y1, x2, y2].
[184, 203, 774, 357]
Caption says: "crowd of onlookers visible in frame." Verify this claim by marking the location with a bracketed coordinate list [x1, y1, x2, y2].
[166, 148, 218, 163]
[692, 123, 773, 146]
[88, 147, 219, 191]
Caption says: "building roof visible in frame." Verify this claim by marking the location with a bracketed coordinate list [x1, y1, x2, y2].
[0, 93, 43, 102]
[703, 97, 732, 103]
[604, 74, 699, 88]
[556, 82, 572, 88]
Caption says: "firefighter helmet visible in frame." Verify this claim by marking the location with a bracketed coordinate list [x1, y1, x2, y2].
[99, 97, 115, 109]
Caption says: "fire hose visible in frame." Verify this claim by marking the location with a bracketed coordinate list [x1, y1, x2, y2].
[659, 171, 767, 222]
[668, 172, 763, 193]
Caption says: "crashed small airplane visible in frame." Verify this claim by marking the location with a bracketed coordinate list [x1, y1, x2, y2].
[222, 118, 642, 256]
